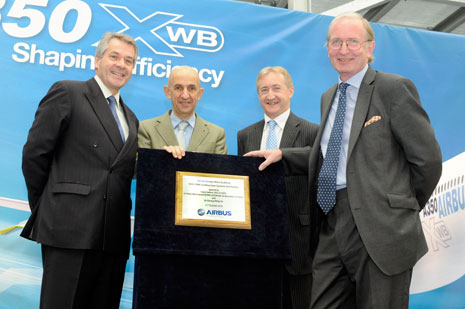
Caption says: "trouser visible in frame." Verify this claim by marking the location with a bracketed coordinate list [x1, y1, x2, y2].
[40, 245, 127, 309]
[310, 189, 412, 309]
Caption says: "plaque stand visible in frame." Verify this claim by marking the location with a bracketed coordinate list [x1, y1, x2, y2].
[133, 149, 290, 309]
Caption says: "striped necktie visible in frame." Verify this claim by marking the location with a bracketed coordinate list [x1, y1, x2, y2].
[107, 96, 125, 142]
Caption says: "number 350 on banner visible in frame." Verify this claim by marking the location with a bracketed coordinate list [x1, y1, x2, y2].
[0, 0, 91, 43]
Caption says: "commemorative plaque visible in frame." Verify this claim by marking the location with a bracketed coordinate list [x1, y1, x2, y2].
[133, 148, 290, 309]
[175, 171, 251, 229]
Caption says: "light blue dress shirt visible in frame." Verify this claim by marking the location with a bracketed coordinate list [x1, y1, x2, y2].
[170, 111, 196, 148]
[260, 109, 290, 150]
[320, 65, 368, 190]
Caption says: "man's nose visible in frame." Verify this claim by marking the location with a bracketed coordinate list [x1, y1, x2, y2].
[181, 89, 190, 98]
[267, 91, 276, 99]
[116, 57, 126, 67]
[339, 41, 350, 52]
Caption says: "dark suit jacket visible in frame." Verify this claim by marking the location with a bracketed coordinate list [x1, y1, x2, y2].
[21, 78, 139, 257]
[282, 67, 442, 275]
[237, 112, 319, 275]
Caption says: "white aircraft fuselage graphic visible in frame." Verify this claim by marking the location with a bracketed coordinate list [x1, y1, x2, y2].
[411, 151, 465, 294]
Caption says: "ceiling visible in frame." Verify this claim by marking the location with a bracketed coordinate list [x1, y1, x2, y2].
[237, 0, 465, 36]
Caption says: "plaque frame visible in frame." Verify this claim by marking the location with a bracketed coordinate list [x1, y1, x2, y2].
[175, 171, 251, 229]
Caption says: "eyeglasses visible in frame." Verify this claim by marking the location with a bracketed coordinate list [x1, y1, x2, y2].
[328, 39, 372, 51]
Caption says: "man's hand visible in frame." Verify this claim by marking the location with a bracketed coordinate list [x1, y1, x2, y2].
[244, 149, 282, 171]
[163, 145, 185, 159]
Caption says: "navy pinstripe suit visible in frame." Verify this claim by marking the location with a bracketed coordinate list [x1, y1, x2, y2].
[237, 111, 319, 309]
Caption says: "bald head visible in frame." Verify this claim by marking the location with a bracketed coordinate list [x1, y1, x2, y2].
[164, 65, 204, 120]
[168, 66, 201, 88]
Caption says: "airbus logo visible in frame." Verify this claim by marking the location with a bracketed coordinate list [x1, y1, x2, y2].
[99, 3, 225, 57]
[422, 217, 452, 252]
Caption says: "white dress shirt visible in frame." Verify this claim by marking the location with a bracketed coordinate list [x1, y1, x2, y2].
[94, 75, 129, 141]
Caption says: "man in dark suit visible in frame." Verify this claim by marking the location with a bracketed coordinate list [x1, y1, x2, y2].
[237, 66, 318, 309]
[245, 13, 442, 308]
[21, 32, 139, 308]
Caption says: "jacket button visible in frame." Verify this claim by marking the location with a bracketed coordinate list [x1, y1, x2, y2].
[103, 194, 107, 200]
[92, 142, 99, 148]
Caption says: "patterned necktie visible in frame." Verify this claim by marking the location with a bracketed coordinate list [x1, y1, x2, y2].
[266, 120, 278, 149]
[176, 121, 189, 149]
[317, 83, 349, 215]
[107, 96, 125, 142]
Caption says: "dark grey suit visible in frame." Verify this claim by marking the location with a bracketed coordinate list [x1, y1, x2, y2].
[237, 112, 319, 309]
[282, 67, 442, 307]
[21, 78, 139, 307]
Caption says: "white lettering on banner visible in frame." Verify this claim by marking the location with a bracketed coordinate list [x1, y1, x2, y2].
[133, 58, 224, 88]
[0, 0, 6, 21]
[197, 30, 217, 47]
[98, 4, 225, 58]
[166, 26, 196, 44]
[48, 0, 92, 43]
[1, 0, 91, 42]
[2, 0, 48, 38]
[166, 26, 219, 48]
[11, 42, 225, 87]
[2, 2, 226, 86]
[1, 2, 224, 57]
[12, 42, 93, 71]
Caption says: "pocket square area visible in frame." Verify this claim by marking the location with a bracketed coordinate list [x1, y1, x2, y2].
[364, 116, 382, 128]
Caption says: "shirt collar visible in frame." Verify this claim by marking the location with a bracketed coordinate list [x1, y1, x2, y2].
[170, 110, 196, 129]
[94, 75, 121, 106]
[338, 64, 369, 90]
[264, 108, 290, 130]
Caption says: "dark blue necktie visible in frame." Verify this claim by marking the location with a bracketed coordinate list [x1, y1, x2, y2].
[108, 96, 125, 143]
[317, 82, 349, 215]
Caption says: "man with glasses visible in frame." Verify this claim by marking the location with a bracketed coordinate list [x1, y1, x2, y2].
[245, 12, 442, 308]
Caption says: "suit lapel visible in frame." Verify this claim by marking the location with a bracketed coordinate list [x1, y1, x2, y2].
[316, 84, 338, 153]
[347, 67, 375, 160]
[154, 112, 178, 146]
[114, 98, 137, 162]
[189, 115, 209, 151]
[121, 99, 137, 148]
[249, 121, 264, 151]
[308, 84, 337, 182]
[280, 112, 299, 148]
[84, 78, 124, 152]
[321, 84, 338, 131]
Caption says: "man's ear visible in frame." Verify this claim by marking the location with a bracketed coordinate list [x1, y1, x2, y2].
[163, 85, 171, 99]
[197, 88, 205, 100]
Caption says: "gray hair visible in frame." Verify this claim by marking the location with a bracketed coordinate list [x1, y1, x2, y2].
[326, 12, 375, 63]
[256, 66, 294, 92]
[95, 32, 138, 66]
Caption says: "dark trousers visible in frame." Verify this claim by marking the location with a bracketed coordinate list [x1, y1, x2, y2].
[283, 270, 312, 309]
[310, 189, 412, 309]
[40, 245, 127, 309]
